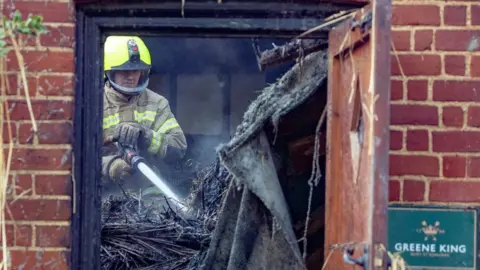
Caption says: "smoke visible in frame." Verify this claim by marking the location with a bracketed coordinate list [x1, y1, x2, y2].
[143, 36, 293, 164]
[102, 36, 295, 200]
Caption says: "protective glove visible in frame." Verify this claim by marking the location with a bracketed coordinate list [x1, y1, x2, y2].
[103, 155, 134, 182]
[112, 122, 153, 149]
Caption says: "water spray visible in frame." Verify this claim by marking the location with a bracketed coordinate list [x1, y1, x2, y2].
[118, 143, 188, 213]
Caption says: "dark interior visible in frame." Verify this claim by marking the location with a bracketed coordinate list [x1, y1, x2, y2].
[138, 35, 328, 267]
[140, 36, 294, 191]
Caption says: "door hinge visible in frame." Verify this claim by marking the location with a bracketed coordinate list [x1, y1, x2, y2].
[350, 10, 372, 34]
[343, 245, 369, 269]
[343, 244, 390, 270]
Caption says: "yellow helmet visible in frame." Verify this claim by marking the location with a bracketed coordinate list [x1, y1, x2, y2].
[104, 36, 151, 94]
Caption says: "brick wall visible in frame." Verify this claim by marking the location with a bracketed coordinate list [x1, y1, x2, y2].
[2, 0, 75, 268]
[389, 0, 480, 204]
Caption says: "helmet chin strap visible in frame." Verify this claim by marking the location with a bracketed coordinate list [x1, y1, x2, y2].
[105, 73, 149, 95]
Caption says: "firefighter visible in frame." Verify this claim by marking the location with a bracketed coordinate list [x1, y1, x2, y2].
[101, 35, 187, 196]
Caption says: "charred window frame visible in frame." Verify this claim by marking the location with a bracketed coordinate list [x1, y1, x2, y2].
[71, 1, 364, 269]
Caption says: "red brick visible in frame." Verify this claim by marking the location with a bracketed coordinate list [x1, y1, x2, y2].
[3, 122, 17, 144]
[436, 30, 480, 51]
[433, 131, 480, 152]
[390, 155, 439, 176]
[390, 80, 403, 100]
[14, 175, 33, 196]
[9, 148, 71, 171]
[390, 130, 403, 151]
[6, 75, 17, 95]
[392, 5, 440, 26]
[472, 6, 480, 25]
[442, 106, 464, 127]
[19, 122, 72, 144]
[391, 104, 438, 126]
[414, 30, 433, 51]
[36, 226, 70, 248]
[38, 75, 74, 96]
[467, 106, 480, 127]
[15, 225, 32, 247]
[391, 54, 441, 76]
[4, 1, 74, 23]
[389, 179, 400, 201]
[6, 50, 74, 73]
[40, 26, 75, 48]
[7, 100, 73, 121]
[444, 55, 465, 76]
[2, 224, 31, 247]
[6, 175, 15, 197]
[443, 155, 466, 177]
[19, 34, 37, 47]
[38, 124, 71, 145]
[433, 80, 480, 102]
[406, 130, 429, 151]
[444, 6, 467, 26]
[7, 199, 71, 221]
[471, 56, 480, 77]
[407, 80, 428, 101]
[403, 180, 425, 202]
[10, 250, 69, 270]
[4, 31, 37, 47]
[17, 124, 33, 144]
[391, 30, 410, 51]
[35, 175, 71, 196]
[5, 224, 32, 247]
[5, 225, 14, 246]
[7, 75, 37, 96]
[467, 157, 480, 177]
[430, 181, 480, 202]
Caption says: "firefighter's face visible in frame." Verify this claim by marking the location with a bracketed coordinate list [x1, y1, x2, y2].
[114, 70, 141, 88]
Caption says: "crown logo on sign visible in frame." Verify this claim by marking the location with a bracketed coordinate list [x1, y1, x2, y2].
[416, 220, 445, 241]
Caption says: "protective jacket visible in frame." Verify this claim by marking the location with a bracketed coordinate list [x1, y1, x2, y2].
[101, 82, 187, 185]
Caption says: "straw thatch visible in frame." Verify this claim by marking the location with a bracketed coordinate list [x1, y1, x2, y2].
[100, 158, 230, 270]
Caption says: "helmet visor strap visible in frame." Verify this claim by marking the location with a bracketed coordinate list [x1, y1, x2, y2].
[106, 70, 150, 95]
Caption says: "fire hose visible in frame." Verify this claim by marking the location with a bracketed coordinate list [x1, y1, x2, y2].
[117, 143, 188, 213]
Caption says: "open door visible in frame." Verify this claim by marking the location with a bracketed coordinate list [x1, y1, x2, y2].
[325, 1, 391, 270]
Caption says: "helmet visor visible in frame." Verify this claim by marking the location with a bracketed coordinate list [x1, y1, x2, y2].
[105, 69, 150, 94]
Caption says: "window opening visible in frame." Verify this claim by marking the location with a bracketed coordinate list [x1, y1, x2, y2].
[99, 33, 329, 270]
[71, 2, 382, 269]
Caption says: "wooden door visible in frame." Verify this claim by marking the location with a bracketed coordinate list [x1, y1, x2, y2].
[324, 1, 391, 270]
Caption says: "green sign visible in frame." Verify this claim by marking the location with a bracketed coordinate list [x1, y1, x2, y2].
[388, 206, 478, 269]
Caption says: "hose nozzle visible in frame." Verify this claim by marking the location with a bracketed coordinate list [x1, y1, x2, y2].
[119, 145, 145, 170]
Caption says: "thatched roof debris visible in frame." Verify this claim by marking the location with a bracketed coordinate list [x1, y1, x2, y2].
[100, 159, 230, 270]
[100, 48, 328, 270]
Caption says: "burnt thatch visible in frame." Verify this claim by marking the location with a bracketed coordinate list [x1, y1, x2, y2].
[100, 158, 231, 270]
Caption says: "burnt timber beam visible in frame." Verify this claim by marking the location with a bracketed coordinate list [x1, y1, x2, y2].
[254, 38, 328, 71]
